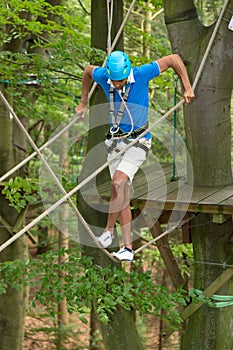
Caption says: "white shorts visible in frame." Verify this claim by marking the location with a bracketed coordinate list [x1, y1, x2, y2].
[105, 138, 151, 183]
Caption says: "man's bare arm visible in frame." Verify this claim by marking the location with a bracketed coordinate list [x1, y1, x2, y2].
[157, 54, 195, 104]
[75, 65, 97, 117]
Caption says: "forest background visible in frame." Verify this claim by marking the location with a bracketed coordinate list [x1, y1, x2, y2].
[0, 0, 232, 349]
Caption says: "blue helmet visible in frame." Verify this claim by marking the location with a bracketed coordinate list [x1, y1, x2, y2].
[106, 51, 132, 80]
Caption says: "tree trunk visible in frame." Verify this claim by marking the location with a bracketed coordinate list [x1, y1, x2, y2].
[163, 0, 233, 186]
[181, 214, 233, 350]
[77, 1, 144, 349]
[142, 2, 153, 57]
[0, 91, 29, 350]
[0, 2, 63, 348]
[163, 0, 233, 348]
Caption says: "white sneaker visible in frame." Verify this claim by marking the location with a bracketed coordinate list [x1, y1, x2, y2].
[112, 247, 134, 262]
[97, 231, 113, 248]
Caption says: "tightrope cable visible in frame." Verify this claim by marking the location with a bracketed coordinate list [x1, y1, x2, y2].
[173, 257, 233, 269]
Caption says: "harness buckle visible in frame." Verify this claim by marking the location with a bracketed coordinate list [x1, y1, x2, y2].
[110, 125, 119, 135]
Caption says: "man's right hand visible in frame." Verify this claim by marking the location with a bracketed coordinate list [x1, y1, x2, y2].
[75, 102, 88, 118]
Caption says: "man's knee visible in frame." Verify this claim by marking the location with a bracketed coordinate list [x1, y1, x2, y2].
[111, 177, 127, 194]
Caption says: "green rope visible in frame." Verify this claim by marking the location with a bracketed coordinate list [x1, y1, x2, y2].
[192, 288, 233, 308]
[171, 73, 179, 181]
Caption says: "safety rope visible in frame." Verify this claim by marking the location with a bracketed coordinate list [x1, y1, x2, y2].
[0, 114, 81, 183]
[88, 0, 138, 98]
[106, 0, 114, 54]
[191, 0, 229, 90]
[0, 0, 229, 258]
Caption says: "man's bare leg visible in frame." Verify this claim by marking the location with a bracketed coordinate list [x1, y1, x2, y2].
[105, 170, 131, 245]
[118, 190, 132, 249]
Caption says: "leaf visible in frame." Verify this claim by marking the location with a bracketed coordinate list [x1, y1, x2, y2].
[78, 313, 88, 324]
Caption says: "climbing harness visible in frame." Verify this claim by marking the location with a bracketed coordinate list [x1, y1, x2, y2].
[106, 124, 148, 141]
[105, 132, 150, 155]
[106, 84, 149, 155]
[109, 84, 132, 133]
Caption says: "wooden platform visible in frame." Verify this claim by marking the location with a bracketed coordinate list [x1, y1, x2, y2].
[84, 163, 233, 217]
[83, 163, 233, 292]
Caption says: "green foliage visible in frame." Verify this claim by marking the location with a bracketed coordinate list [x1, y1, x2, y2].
[0, 0, 94, 132]
[194, 0, 223, 25]
[135, 227, 194, 281]
[0, 0, 230, 347]
[2, 177, 39, 211]
[170, 242, 194, 277]
[0, 248, 189, 330]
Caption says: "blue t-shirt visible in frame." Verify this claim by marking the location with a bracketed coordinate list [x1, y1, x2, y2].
[92, 61, 160, 138]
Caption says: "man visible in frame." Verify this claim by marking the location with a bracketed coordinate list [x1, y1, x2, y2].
[75, 51, 194, 262]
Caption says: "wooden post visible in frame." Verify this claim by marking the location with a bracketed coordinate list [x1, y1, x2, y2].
[163, 267, 233, 339]
[143, 210, 185, 289]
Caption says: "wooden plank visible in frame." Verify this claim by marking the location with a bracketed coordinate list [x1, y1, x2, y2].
[164, 185, 222, 204]
[132, 163, 176, 195]
[133, 198, 233, 215]
[199, 185, 233, 206]
[83, 163, 175, 201]
[83, 162, 233, 215]
[132, 163, 173, 190]
[147, 185, 230, 214]
[219, 195, 233, 207]
[133, 173, 178, 200]
[135, 175, 186, 201]
[133, 164, 172, 185]
[136, 162, 173, 181]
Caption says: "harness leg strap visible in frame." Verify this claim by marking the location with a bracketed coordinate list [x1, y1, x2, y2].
[123, 139, 149, 155]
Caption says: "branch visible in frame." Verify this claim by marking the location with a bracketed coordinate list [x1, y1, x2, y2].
[77, 0, 91, 15]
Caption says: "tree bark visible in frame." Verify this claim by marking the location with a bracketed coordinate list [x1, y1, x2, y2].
[163, 0, 233, 186]
[163, 0, 233, 348]
[0, 91, 29, 350]
[181, 214, 233, 350]
[0, 2, 63, 348]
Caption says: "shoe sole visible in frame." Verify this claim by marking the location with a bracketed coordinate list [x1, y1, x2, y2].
[112, 254, 133, 262]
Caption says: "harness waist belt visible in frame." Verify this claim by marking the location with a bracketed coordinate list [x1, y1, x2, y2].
[106, 123, 148, 140]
